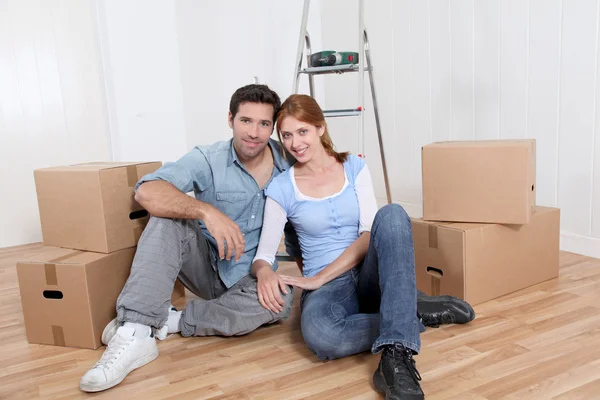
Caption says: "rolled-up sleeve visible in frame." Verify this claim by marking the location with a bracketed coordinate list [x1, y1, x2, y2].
[134, 146, 213, 194]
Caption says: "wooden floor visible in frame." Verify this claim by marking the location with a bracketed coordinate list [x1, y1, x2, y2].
[2, 245, 600, 400]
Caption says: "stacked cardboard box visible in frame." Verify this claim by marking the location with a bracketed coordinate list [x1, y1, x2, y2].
[412, 140, 560, 305]
[17, 162, 186, 349]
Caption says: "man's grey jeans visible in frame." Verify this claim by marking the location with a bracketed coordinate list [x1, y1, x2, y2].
[116, 216, 293, 337]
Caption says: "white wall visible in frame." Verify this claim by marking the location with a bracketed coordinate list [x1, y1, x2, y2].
[96, 0, 188, 163]
[174, 0, 325, 148]
[97, 0, 325, 161]
[320, 0, 600, 259]
[3, 0, 600, 260]
[0, 0, 111, 248]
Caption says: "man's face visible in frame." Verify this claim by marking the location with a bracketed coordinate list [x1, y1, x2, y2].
[229, 102, 275, 161]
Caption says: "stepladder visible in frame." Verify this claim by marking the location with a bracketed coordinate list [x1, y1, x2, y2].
[292, 0, 391, 205]
[275, 0, 392, 264]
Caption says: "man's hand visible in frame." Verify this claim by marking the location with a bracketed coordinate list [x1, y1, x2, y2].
[202, 204, 245, 261]
[280, 274, 324, 291]
[256, 267, 289, 313]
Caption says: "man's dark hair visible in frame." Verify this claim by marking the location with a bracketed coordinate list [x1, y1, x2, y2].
[229, 84, 282, 123]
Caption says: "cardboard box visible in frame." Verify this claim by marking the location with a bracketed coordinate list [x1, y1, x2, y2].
[422, 139, 536, 224]
[412, 206, 559, 306]
[17, 247, 135, 349]
[34, 162, 162, 253]
[17, 246, 187, 349]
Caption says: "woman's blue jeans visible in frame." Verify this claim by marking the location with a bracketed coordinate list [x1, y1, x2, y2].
[300, 204, 424, 360]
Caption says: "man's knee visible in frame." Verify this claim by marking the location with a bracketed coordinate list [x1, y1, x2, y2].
[139, 216, 200, 251]
[145, 215, 189, 234]
[241, 275, 294, 322]
[277, 285, 294, 321]
[180, 277, 294, 337]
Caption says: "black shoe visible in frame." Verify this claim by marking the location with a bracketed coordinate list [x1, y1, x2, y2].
[417, 294, 475, 328]
[373, 344, 424, 400]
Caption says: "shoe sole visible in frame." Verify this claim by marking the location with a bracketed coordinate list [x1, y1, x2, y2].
[373, 371, 424, 400]
[79, 347, 159, 393]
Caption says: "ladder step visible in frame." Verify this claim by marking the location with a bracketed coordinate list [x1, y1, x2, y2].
[323, 108, 363, 118]
[300, 64, 371, 75]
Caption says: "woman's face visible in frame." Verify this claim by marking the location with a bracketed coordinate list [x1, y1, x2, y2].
[279, 116, 324, 163]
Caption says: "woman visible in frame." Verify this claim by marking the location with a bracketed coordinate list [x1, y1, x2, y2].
[251, 94, 472, 400]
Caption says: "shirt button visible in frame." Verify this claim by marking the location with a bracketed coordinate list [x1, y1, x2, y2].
[251, 215, 255, 219]
[257, 193, 260, 197]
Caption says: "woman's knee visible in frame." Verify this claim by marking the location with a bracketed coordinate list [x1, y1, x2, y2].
[301, 311, 347, 360]
[373, 204, 411, 232]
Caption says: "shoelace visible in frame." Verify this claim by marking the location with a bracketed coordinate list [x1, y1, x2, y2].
[390, 344, 422, 385]
[95, 334, 134, 369]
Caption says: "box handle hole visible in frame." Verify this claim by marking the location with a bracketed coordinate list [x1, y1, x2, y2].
[129, 210, 148, 220]
[426, 266, 443, 278]
[43, 290, 63, 299]
[532, 184, 535, 191]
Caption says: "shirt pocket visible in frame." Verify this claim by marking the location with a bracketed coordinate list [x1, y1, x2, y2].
[215, 191, 250, 231]
[216, 191, 247, 203]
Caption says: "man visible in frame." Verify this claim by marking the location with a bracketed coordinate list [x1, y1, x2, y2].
[80, 84, 299, 392]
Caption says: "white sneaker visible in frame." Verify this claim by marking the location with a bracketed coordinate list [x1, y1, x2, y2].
[102, 305, 179, 345]
[79, 325, 158, 392]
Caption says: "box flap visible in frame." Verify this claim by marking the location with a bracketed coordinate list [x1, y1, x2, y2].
[439, 222, 493, 232]
[19, 246, 110, 265]
[411, 218, 488, 232]
[532, 205, 557, 216]
[34, 161, 161, 173]
[423, 139, 535, 149]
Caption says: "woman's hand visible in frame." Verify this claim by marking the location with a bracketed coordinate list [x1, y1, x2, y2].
[280, 274, 324, 291]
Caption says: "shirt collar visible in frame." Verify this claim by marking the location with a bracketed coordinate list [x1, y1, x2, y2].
[226, 138, 238, 167]
[269, 139, 291, 172]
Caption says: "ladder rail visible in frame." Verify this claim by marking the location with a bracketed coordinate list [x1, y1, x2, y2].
[358, 0, 365, 157]
[364, 29, 391, 204]
[304, 32, 315, 97]
[293, 0, 311, 94]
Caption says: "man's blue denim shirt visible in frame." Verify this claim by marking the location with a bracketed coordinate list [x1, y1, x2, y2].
[135, 138, 299, 288]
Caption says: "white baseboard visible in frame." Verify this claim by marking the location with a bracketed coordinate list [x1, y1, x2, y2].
[560, 231, 600, 259]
